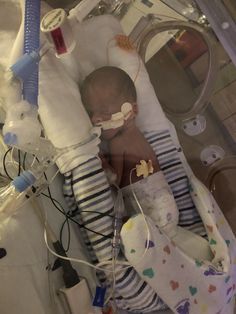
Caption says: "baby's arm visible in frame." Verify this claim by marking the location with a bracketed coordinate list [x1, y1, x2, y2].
[98, 153, 117, 185]
[99, 152, 111, 170]
[109, 136, 124, 186]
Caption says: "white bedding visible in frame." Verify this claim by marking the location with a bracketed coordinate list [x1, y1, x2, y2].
[3, 2, 235, 314]
[0, 2, 185, 312]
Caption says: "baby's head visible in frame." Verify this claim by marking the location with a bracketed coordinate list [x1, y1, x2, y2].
[81, 66, 137, 139]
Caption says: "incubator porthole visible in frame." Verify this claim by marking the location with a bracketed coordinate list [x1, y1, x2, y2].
[200, 145, 225, 166]
[138, 20, 218, 119]
[182, 114, 206, 136]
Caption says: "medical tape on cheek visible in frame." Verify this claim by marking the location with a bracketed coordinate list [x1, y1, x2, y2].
[96, 102, 133, 130]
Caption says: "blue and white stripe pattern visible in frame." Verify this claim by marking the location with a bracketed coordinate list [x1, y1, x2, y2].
[63, 157, 166, 312]
[64, 157, 113, 262]
[144, 130, 206, 237]
[113, 265, 166, 312]
[63, 129, 206, 312]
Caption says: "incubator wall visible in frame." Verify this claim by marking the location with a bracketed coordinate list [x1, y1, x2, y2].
[1, 1, 236, 314]
[120, 0, 236, 236]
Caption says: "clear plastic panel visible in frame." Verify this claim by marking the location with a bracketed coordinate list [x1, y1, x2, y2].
[129, 2, 236, 235]
[1, 1, 236, 314]
[223, 0, 236, 21]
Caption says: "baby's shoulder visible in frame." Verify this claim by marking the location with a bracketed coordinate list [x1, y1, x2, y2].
[110, 133, 125, 151]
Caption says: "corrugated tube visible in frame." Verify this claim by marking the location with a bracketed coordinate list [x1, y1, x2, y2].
[23, 0, 41, 106]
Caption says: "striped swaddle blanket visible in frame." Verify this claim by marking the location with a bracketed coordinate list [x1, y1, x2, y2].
[63, 129, 206, 312]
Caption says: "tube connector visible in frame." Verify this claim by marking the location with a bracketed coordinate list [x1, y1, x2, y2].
[10, 51, 40, 82]
[112, 188, 125, 258]
[3, 101, 41, 146]
[12, 171, 36, 192]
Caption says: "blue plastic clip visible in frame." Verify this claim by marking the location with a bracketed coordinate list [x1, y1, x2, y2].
[92, 286, 107, 308]
[10, 51, 40, 82]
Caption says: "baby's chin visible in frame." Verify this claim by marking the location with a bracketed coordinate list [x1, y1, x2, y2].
[101, 128, 121, 140]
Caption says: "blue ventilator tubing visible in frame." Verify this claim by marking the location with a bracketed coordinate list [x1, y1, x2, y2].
[23, 0, 41, 106]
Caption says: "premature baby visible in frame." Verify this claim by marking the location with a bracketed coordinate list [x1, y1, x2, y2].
[81, 66, 179, 237]
[81, 66, 160, 187]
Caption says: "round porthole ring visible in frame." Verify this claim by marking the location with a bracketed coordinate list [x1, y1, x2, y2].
[205, 155, 236, 192]
[137, 19, 218, 119]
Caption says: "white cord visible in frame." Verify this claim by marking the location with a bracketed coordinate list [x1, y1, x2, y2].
[96, 169, 152, 272]
[129, 168, 151, 265]
[48, 168, 60, 185]
[104, 253, 118, 308]
[44, 230, 135, 273]
[30, 155, 37, 167]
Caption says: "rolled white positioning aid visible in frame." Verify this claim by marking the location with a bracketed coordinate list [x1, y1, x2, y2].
[60, 14, 169, 133]
[4, 0, 25, 110]
[38, 39, 100, 172]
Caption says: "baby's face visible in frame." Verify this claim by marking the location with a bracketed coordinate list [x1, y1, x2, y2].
[86, 90, 125, 140]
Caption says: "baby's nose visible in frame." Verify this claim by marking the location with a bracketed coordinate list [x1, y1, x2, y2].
[91, 113, 111, 125]
[91, 115, 103, 125]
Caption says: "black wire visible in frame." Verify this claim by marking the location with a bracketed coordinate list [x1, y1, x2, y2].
[17, 149, 21, 176]
[78, 210, 114, 218]
[54, 189, 71, 252]
[41, 192, 112, 239]
[3, 148, 13, 180]
[60, 218, 71, 252]
[2, 148, 23, 179]
[47, 187, 71, 248]
[32, 157, 112, 239]
[23, 152, 27, 170]
[43, 170, 71, 252]
[42, 169, 112, 238]
[41, 192, 113, 218]
[23, 154, 72, 252]
[68, 177, 115, 242]
[5, 151, 112, 240]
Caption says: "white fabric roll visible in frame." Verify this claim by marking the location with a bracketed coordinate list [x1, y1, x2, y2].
[60, 14, 169, 133]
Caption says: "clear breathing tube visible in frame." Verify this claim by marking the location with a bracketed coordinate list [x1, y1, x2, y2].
[112, 185, 125, 258]
[136, 16, 218, 119]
